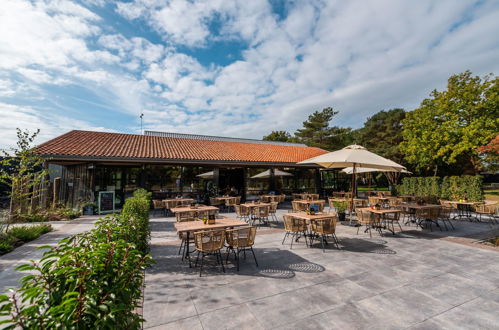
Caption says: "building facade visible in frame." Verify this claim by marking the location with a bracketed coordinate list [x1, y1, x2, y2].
[37, 130, 332, 208]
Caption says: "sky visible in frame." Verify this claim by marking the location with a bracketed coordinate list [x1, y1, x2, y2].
[1, 0, 499, 149]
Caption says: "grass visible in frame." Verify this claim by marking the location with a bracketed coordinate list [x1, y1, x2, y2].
[0, 224, 53, 256]
[484, 189, 499, 202]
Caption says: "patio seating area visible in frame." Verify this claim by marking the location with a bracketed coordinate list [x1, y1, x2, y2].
[143, 208, 499, 329]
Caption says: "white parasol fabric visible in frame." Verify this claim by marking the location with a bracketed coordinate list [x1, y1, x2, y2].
[298, 145, 406, 171]
[341, 167, 411, 174]
[251, 169, 293, 179]
[196, 171, 214, 179]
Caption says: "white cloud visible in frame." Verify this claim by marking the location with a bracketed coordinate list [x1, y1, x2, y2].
[1, 0, 499, 149]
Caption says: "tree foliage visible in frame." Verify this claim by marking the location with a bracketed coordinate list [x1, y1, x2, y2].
[477, 135, 499, 172]
[263, 130, 292, 142]
[0, 129, 48, 216]
[400, 71, 499, 175]
[358, 109, 406, 163]
[294, 107, 356, 150]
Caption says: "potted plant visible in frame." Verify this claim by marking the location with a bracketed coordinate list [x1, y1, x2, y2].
[82, 202, 96, 216]
[332, 201, 348, 221]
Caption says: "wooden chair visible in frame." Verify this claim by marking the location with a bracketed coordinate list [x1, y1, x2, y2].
[474, 203, 497, 225]
[310, 216, 340, 251]
[225, 227, 258, 271]
[357, 209, 380, 238]
[282, 215, 308, 248]
[235, 204, 250, 222]
[194, 230, 226, 276]
[152, 200, 165, 217]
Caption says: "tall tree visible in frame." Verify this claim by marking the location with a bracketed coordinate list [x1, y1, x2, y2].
[358, 108, 406, 163]
[262, 130, 292, 142]
[400, 71, 499, 175]
[478, 135, 499, 172]
[293, 107, 355, 150]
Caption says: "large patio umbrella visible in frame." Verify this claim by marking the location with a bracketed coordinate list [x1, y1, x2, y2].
[250, 169, 293, 179]
[196, 171, 214, 179]
[299, 145, 406, 222]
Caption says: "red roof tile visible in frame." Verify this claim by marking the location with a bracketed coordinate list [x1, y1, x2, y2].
[37, 130, 328, 164]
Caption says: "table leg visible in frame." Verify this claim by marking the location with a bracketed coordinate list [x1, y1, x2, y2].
[186, 231, 192, 268]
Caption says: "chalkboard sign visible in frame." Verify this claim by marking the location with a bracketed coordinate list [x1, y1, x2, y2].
[98, 191, 115, 214]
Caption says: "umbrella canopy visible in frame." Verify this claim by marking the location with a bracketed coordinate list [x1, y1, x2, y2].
[298, 145, 406, 171]
[251, 169, 293, 179]
[196, 171, 214, 179]
[341, 167, 411, 175]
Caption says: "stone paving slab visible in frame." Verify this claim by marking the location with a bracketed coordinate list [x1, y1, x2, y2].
[144, 210, 499, 329]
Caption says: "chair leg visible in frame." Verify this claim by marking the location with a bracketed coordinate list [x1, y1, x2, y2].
[357, 225, 360, 235]
[219, 251, 225, 273]
[199, 253, 204, 277]
[250, 247, 258, 267]
[282, 232, 289, 245]
[178, 239, 184, 255]
[321, 234, 325, 252]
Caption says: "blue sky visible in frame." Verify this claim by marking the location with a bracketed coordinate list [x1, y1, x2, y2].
[1, 0, 499, 148]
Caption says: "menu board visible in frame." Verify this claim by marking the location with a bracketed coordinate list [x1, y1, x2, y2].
[98, 191, 115, 214]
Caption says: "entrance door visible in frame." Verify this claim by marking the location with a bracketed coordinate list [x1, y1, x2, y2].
[218, 168, 245, 199]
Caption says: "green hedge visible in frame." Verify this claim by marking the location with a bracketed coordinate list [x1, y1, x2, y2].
[0, 190, 152, 329]
[396, 175, 483, 201]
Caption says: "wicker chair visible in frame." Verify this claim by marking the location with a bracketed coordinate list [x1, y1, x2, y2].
[368, 196, 380, 206]
[415, 208, 441, 231]
[382, 211, 402, 234]
[194, 230, 226, 276]
[176, 211, 196, 222]
[438, 206, 455, 230]
[251, 205, 270, 226]
[210, 197, 223, 207]
[474, 203, 498, 225]
[164, 200, 178, 216]
[387, 197, 403, 208]
[225, 227, 258, 271]
[291, 201, 304, 212]
[235, 204, 250, 222]
[152, 200, 165, 217]
[282, 215, 308, 248]
[225, 197, 237, 213]
[269, 202, 279, 223]
[309, 194, 319, 200]
[310, 217, 339, 251]
[234, 196, 241, 205]
[259, 196, 270, 203]
[357, 209, 380, 238]
[353, 199, 367, 214]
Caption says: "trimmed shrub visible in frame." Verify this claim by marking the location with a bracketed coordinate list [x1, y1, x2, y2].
[0, 189, 152, 329]
[8, 224, 52, 243]
[398, 175, 483, 201]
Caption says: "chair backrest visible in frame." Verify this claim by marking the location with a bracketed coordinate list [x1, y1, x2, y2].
[176, 211, 196, 222]
[475, 203, 497, 214]
[235, 204, 249, 216]
[225, 226, 256, 248]
[283, 215, 306, 232]
[309, 194, 319, 200]
[194, 230, 225, 252]
[311, 216, 337, 235]
[291, 201, 302, 212]
[353, 199, 366, 209]
[270, 202, 278, 213]
[196, 210, 209, 218]
[358, 209, 375, 225]
[368, 196, 379, 206]
[256, 205, 269, 217]
[439, 206, 452, 219]
[387, 197, 402, 207]
[164, 200, 177, 209]
[153, 200, 164, 209]
[260, 196, 270, 203]
[235, 196, 241, 204]
[415, 208, 431, 219]
[225, 197, 236, 206]
[210, 197, 221, 206]
[384, 211, 400, 221]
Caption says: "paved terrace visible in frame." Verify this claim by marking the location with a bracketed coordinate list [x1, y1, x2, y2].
[144, 209, 499, 329]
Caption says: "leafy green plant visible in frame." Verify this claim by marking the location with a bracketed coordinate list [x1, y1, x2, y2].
[0, 241, 14, 255]
[0, 189, 152, 328]
[7, 224, 52, 243]
[332, 201, 348, 213]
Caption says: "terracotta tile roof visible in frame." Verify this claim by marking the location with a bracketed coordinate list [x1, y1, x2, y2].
[37, 130, 328, 165]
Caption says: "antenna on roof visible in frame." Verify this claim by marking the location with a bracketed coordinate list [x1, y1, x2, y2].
[140, 113, 144, 135]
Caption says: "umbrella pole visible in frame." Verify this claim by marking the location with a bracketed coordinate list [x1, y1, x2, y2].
[350, 164, 356, 225]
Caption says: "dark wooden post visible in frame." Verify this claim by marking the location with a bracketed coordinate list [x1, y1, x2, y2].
[213, 167, 220, 195]
[315, 168, 322, 197]
[53, 177, 61, 208]
[269, 168, 276, 192]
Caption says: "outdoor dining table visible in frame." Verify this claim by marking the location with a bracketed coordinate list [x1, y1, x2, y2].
[357, 207, 402, 234]
[447, 201, 479, 220]
[163, 198, 194, 205]
[174, 218, 248, 267]
[259, 195, 281, 202]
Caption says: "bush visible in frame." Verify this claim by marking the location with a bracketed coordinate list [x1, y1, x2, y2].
[7, 224, 52, 243]
[0, 241, 14, 255]
[0, 189, 152, 329]
[398, 175, 483, 201]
